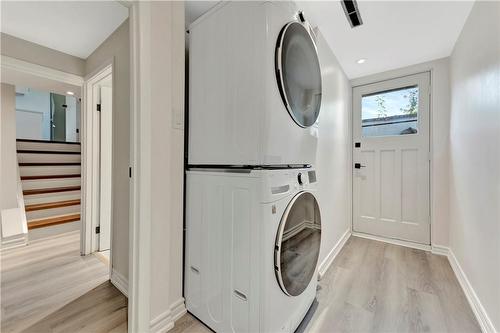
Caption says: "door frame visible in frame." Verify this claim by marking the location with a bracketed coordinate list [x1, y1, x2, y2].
[350, 70, 433, 250]
[81, 61, 113, 274]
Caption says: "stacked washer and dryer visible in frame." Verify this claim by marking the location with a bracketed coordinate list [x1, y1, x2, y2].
[185, 2, 323, 332]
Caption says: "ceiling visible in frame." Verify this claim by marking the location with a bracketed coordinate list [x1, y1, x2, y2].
[299, 1, 474, 79]
[1, 1, 129, 59]
[185, 1, 474, 79]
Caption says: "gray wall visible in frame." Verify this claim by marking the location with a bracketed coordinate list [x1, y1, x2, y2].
[1, 83, 18, 212]
[85, 19, 130, 281]
[315, 32, 352, 269]
[449, 1, 500, 330]
[1, 33, 85, 76]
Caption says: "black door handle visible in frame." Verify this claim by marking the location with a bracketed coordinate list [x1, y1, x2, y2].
[354, 163, 366, 169]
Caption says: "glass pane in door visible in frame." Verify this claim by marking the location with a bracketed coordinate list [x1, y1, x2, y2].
[51, 93, 66, 141]
[361, 85, 419, 137]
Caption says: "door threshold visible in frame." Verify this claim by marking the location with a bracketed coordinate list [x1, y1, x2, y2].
[351, 231, 431, 251]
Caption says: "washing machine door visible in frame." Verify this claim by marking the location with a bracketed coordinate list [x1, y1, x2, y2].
[276, 21, 322, 128]
[275, 191, 321, 297]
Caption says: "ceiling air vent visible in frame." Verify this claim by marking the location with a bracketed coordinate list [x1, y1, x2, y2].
[341, 0, 363, 28]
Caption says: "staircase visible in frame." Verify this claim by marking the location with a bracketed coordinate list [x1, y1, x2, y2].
[17, 139, 81, 235]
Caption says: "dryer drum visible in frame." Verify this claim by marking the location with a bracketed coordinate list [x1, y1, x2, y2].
[275, 21, 322, 128]
[275, 191, 321, 297]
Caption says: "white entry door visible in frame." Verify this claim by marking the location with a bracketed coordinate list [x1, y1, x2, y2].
[352, 72, 430, 244]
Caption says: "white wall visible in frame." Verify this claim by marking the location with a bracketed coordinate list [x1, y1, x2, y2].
[351, 57, 451, 248]
[1, 83, 22, 237]
[86, 19, 130, 282]
[15, 87, 50, 140]
[449, 1, 500, 331]
[315, 32, 352, 267]
[149, 1, 185, 327]
[128, 2, 185, 331]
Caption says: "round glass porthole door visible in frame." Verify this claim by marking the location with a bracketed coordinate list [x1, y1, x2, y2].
[276, 21, 322, 128]
[275, 191, 321, 296]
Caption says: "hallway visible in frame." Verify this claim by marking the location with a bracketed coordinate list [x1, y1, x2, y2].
[0, 231, 123, 332]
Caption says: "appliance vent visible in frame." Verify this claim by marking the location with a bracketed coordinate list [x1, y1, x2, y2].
[341, 0, 363, 28]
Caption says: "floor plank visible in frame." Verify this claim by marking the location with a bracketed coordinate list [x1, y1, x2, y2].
[2, 234, 480, 333]
[173, 236, 481, 333]
[0, 231, 118, 333]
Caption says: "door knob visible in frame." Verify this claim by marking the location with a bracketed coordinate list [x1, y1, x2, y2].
[354, 163, 366, 169]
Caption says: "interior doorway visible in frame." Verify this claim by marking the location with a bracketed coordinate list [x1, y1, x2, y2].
[83, 64, 113, 260]
[352, 72, 431, 245]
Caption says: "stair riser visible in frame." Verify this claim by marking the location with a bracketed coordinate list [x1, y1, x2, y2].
[27, 205, 81, 220]
[16, 141, 81, 153]
[22, 178, 81, 190]
[18, 153, 81, 164]
[20, 165, 81, 177]
[23, 191, 81, 205]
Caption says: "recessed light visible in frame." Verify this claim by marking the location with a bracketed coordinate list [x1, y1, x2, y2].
[357, 58, 366, 64]
[66, 91, 74, 95]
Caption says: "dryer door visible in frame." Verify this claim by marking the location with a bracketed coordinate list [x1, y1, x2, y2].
[275, 191, 321, 296]
[276, 21, 322, 128]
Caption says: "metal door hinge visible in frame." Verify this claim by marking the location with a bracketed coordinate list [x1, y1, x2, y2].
[96, 104, 101, 112]
[129, 167, 132, 178]
[96, 226, 100, 234]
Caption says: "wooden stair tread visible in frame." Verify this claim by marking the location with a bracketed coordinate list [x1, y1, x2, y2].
[21, 174, 81, 180]
[28, 213, 80, 230]
[23, 186, 81, 195]
[25, 199, 81, 212]
[19, 162, 81, 166]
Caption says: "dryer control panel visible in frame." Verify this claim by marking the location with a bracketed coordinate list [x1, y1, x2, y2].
[259, 168, 317, 203]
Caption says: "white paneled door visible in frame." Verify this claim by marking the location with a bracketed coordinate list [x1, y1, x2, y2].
[352, 72, 430, 244]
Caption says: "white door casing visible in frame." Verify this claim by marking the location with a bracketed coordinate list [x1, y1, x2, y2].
[352, 72, 430, 244]
[99, 85, 112, 251]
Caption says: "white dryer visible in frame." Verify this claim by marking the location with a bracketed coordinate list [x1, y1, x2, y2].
[188, 1, 322, 166]
[185, 168, 321, 332]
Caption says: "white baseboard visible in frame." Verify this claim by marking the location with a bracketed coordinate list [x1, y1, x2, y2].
[351, 231, 431, 251]
[317, 229, 351, 280]
[170, 298, 187, 323]
[428, 245, 496, 332]
[111, 268, 129, 297]
[430, 244, 449, 256]
[150, 298, 186, 333]
[446, 248, 497, 333]
[1, 233, 28, 252]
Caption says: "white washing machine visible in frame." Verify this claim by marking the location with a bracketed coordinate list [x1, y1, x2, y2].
[185, 167, 321, 332]
[188, 1, 322, 166]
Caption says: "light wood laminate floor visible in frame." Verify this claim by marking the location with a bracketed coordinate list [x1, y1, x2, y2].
[2, 234, 479, 333]
[1, 231, 126, 333]
[172, 236, 480, 333]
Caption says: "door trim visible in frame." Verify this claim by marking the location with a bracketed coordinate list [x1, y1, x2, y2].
[81, 62, 113, 280]
[351, 71, 432, 245]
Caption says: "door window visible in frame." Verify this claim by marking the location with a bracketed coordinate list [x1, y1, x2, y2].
[275, 191, 321, 296]
[361, 86, 419, 137]
[276, 22, 322, 128]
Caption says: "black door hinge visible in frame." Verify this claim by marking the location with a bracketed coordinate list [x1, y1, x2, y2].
[96, 226, 100, 234]
[96, 104, 101, 112]
[129, 167, 132, 178]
